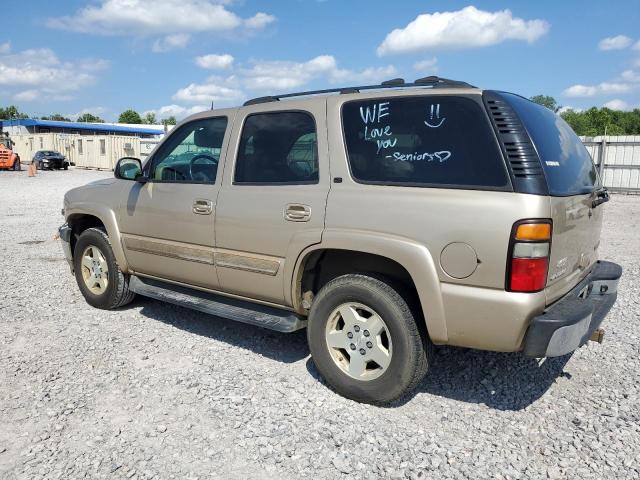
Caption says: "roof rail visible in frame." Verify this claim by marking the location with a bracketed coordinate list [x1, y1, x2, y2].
[243, 76, 475, 106]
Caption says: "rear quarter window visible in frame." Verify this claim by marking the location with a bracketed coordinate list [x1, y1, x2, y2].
[502, 93, 599, 196]
[342, 96, 510, 189]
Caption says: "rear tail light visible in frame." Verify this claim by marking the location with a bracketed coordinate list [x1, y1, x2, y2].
[507, 220, 552, 292]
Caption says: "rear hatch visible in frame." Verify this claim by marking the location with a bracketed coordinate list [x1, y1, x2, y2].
[505, 94, 603, 304]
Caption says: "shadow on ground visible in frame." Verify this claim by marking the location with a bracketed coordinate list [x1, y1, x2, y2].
[136, 297, 571, 410]
[136, 297, 310, 364]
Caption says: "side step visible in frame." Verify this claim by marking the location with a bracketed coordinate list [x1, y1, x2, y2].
[129, 276, 307, 333]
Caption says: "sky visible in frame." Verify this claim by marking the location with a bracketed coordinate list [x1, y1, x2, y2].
[1, 0, 639, 121]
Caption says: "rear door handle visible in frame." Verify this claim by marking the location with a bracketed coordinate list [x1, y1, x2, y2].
[284, 204, 311, 222]
[193, 199, 213, 215]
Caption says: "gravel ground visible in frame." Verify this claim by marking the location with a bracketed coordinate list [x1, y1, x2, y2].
[1, 168, 639, 480]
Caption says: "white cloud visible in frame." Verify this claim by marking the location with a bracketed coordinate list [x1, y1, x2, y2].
[244, 13, 276, 30]
[144, 104, 209, 120]
[0, 41, 9, 54]
[47, 0, 275, 36]
[0, 47, 107, 102]
[377, 6, 549, 56]
[634, 40, 640, 51]
[621, 69, 640, 82]
[603, 99, 630, 110]
[13, 90, 39, 102]
[557, 106, 582, 114]
[563, 84, 598, 97]
[172, 76, 244, 105]
[240, 55, 396, 90]
[563, 81, 633, 97]
[195, 54, 234, 70]
[152, 33, 191, 52]
[70, 107, 108, 120]
[413, 57, 438, 73]
[168, 55, 398, 115]
[598, 35, 633, 51]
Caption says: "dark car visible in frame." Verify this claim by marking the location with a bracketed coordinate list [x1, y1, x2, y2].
[33, 150, 69, 170]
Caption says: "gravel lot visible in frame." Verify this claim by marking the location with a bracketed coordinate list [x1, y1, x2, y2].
[1, 168, 639, 480]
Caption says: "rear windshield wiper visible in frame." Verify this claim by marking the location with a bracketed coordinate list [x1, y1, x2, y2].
[592, 187, 610, 208]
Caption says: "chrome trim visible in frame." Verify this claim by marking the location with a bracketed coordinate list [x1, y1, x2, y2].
[123, 236, 214, 265]
[215, 252, 280, 276]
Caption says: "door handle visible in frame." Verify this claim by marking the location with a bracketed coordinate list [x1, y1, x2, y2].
[193, 199, 213, 215]
[284, 204, 311, 222]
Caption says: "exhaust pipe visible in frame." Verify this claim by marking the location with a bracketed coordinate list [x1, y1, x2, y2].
[589, 328, 605, 344]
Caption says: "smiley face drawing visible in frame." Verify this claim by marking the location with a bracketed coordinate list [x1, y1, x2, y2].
[424, 104, 446, 128]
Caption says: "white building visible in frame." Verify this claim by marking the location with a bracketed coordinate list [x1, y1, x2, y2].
[0, 118, 166, 169]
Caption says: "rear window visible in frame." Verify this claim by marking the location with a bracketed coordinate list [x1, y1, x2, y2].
[342, 96, 509, 189]
[503, 93, 599, 196]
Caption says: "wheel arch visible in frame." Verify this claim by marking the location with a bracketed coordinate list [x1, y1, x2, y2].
[66, 208, 129, 272]
[289, 230, 448, 343]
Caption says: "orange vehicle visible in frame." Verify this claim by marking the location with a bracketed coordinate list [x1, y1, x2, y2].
[0, 136, 21, 171]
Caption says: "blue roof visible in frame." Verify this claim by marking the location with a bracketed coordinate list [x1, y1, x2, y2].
[0, 118, 162, 136]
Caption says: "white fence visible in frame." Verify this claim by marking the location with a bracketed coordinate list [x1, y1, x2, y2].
[582, 136, 640, 194]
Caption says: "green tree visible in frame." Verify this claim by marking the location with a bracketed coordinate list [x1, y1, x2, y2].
[41, 114, 71, 121]
[162, 116, 177, 126]
[530, 95, 560, 113]
[118, 109, 142, 124]
[560, 107, 640, 136]
[77, 113, 104, 123]
[143, 112, 157, 124]
[0, 105, 29, 119]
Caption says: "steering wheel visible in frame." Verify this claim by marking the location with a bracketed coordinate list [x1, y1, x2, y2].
[189, 154, 217, 182]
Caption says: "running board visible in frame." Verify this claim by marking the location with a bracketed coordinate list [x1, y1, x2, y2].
[129, 276, 307, 333]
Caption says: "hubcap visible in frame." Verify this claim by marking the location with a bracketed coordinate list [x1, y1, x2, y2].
[81, 245, 109, 295]
[325, 302, 392, 381]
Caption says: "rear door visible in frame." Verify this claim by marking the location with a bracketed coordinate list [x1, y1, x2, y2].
[215, 101, 329, 306]
[504, 94, 602, 303]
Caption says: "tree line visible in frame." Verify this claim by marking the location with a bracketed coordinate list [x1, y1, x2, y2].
[530, 95, 640, 136]
[0, 105, 176, 126]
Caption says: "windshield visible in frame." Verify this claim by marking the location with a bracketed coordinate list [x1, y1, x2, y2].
[503, 93, 599, 196]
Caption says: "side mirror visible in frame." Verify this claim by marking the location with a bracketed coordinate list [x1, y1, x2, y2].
[114, 157, 143, 181]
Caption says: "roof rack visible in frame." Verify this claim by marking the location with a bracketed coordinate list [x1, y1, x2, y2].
[243, 76, 476, 106]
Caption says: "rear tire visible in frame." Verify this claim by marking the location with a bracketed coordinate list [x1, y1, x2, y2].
[73, 227, 136, 309]
[307, 274, 431, 405]
[13, 160, 21, 171]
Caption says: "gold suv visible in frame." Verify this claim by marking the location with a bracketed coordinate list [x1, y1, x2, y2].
[59, 77, 622, 404]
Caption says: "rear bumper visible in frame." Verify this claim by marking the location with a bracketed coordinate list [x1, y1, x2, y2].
[523, 260, 622, 357]
[59, 224, 74, 273]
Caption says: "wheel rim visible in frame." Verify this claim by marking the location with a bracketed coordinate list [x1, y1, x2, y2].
[325, 302, 393, 381]
[80, 245, 109, 295]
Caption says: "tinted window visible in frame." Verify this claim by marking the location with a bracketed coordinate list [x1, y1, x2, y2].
[234, 112, 318, 184]
[150, 117, 227, 183]
[503, 93, 598, 196]
[342, 96, 509, 188]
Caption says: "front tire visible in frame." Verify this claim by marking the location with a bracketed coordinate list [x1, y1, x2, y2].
[73, 227, 136, 309]
[307, 274, 431, 405]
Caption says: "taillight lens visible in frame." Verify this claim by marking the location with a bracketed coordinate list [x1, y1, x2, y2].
[508, 220, 551, 293]
[510, 258, 549, 291]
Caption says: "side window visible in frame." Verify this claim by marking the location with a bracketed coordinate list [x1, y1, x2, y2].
[234, 111, 318, 184]
[342, 96, 509, 189]
[149, 117, 227, 183]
